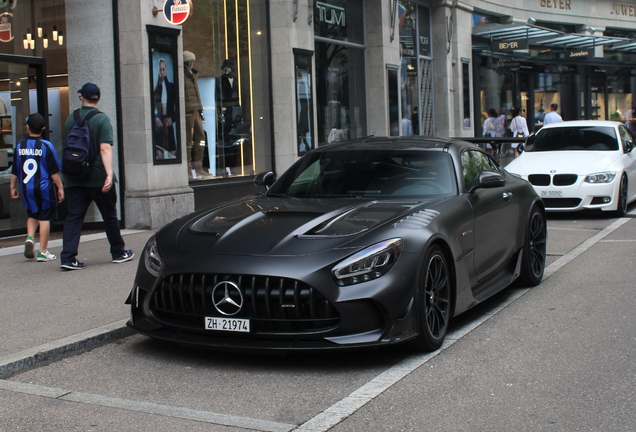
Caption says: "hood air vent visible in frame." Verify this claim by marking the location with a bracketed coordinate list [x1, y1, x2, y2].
[393, 209, 440, 229]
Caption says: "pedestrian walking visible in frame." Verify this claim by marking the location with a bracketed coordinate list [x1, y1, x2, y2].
[59, 82, 133, 270]
[401, 113, 413, 136]
[509, 107, 530, 156]
[9, 113, 64, 262]
[543, 103, 563, 124]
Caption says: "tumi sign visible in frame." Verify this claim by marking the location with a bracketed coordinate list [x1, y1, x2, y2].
[491, 38, 528, 52]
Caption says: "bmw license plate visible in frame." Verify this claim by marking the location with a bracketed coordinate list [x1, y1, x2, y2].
[541, 190, 563, 197]
[205, 317, 250, 332]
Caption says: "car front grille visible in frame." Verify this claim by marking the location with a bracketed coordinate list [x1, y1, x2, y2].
[528, 174, 578, 186]
[528, 174, 550, 186]
[542, 198, 582, 208]
[553, 174, 578, 186]
[149, 274, 340, 333]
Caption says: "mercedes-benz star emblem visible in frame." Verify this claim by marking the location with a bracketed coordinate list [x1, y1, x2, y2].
[211, 281, 244, 316]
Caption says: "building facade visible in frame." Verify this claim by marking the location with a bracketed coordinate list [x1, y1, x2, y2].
[1, 0, 635, 236]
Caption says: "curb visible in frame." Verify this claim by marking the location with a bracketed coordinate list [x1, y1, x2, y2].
[0, 319, 133, 379]
[0, 229, 148, 257]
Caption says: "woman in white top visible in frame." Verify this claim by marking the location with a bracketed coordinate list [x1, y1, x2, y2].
[483, 108, 504, 153]
[509, 107, 529, 155]
[510, 108, 529, 137]
[482, 108, 504, 137]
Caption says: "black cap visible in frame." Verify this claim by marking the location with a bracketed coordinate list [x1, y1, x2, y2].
[78, 82, 100, 100]
[221, 59, 235, 71]
[26, 113, 46, 133]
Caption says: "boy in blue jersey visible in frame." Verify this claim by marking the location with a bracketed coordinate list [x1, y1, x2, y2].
[9, 113, 65, 261]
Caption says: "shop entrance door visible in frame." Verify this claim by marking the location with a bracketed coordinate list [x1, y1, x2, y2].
[0, 54, 48, 234]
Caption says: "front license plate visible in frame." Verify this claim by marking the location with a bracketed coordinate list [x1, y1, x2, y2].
[205, 317, 250, 332]
[541, 190, 563, 197]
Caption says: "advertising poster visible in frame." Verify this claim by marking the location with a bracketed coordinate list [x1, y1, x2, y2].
[147, 25, 181, 165]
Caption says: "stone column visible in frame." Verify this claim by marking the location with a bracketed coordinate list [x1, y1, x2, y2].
[366, 0, 400, 137]
[117, 0, 194, 229]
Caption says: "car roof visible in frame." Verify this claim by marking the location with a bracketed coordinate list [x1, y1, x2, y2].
[314, 136, 478, 152]
[539, 120, 621, 130]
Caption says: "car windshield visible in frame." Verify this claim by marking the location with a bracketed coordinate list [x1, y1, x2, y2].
[528, 126, 618, 152]
[267, 149, 457, 199]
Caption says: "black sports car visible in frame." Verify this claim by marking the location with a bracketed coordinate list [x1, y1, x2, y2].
[126, 137, 547, 351]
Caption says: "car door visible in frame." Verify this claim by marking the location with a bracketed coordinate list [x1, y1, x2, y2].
[618, 124, 636, 202]
[461, 149, 520, 281]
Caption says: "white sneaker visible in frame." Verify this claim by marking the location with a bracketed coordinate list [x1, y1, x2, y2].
[37, 250, 57, 262]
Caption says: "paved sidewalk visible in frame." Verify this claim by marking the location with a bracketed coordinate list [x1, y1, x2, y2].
[0, 229, 154, 378]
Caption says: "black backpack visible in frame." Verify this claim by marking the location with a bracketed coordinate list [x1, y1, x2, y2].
[62, 109, 101, 178]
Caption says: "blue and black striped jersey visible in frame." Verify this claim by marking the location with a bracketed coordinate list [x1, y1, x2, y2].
[11, 138, 62, 213]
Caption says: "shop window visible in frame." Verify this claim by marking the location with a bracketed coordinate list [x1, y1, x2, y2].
[0, 0, 68, 232]
[399, 1, 417, 135]
[314, 1, 366, 145]
[608, 71, 636, 133]
[294, 49, 314, 155]
[315, 42, 366, 144]
[387, 67, 399, 136]
[182, 0, 271, 180]
[462, 60, 471, 129]
[395, 3, 432, 136]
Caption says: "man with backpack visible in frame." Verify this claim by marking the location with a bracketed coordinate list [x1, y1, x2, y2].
[59, 82, 133, 270]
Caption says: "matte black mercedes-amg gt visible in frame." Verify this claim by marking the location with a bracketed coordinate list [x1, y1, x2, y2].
[126, 137, 547, 352]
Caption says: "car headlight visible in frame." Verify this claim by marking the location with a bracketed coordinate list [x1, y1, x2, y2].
[144, 235, 163, 277]
[584, 172, 616, 183]
[332, 238, 402, 286]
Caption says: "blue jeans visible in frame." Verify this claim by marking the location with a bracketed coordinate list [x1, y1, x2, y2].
[61, 186, 126, 264]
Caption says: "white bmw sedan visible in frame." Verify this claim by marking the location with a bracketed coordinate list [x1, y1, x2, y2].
[505, 120, 636, 216]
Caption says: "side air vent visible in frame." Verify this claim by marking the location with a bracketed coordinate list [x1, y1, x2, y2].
[393, 209, 440, 229]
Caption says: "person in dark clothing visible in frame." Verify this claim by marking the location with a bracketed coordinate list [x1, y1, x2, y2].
[60, 83, 134, 270]
[10, 113, 64, 262]
[411, 106, 419, 135]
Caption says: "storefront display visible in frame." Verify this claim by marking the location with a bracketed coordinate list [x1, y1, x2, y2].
[181, 0, 271, 180]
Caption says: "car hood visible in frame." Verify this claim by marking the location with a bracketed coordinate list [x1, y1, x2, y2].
[506, 151, 621, 175]
[175, 196, 437, 256]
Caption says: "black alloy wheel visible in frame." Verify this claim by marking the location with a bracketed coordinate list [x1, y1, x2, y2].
[615, 175, 628, 217]
[516, 206, 547, 287]
[412, 245, 451, 352]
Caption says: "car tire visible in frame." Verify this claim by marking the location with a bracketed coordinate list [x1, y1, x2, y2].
[615, 175, 628, 217]
[515, 205, 547, 287]
[411, 245, 451, 352]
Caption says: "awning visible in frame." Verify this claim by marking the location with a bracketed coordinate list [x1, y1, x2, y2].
[473, 23, 635, 52]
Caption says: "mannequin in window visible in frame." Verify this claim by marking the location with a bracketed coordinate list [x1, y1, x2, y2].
[217, 59, 243, 174]
[183, 50, 210, 179]
[218, 59, 242, 136]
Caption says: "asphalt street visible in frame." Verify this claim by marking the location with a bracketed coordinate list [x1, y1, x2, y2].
[1, 209, 635, 431]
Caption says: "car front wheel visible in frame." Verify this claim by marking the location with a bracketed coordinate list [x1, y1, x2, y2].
[412, 245, 451, 352]
[615, 174, 628, 217]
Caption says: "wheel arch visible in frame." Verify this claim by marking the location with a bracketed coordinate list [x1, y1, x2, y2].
[424, 237, 458, 318]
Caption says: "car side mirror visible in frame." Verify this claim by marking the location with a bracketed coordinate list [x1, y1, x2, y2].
[517, 143, 524, 154]
[473, 171, 505, 191]
[625, 140, 634, 153]
[254, 171, 276, 190]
